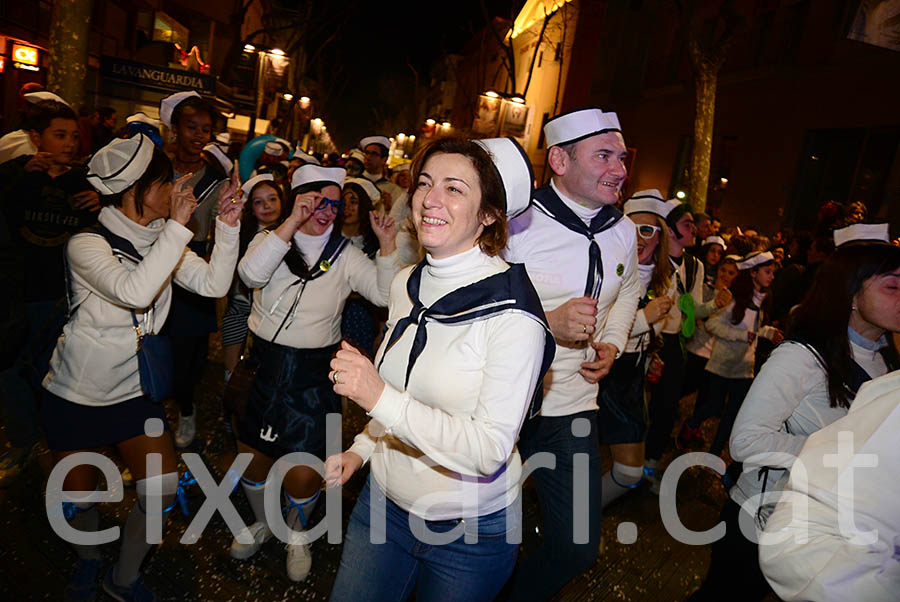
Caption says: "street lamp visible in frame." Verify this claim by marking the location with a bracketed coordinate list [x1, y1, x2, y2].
[425, 118, 435, 126]
[510, 95, 525, 104]
[244, 44, 256, 52]
[485, 90, 499, 98]
[675, 190, 687, 199]
[441, 121, 451, 128]
[283, 93, 293, 101]
[270, 48, 285, 56]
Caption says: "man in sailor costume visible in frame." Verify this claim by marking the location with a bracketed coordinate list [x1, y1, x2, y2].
[503, 107, 641, 600]
[359, 135, 406, 211]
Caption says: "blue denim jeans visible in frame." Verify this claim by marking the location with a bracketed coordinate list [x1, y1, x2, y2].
[329, 478, 520, 602]
[508, 410, 603, 601]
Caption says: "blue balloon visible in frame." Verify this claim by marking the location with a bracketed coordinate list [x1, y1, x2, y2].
[238, 135, 277, 182]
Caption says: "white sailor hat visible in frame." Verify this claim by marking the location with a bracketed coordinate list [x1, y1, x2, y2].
[24, 91, 69, 106]
[274, 137, 291, 150]
[359, 135, 391, 152]
[264, 141, 285, 157]
[704, 235, 727, 248]
[834, 223, 890, 247]
[86, 133, 155, 195]
[474, 137, 535, 218]
[241, 174, 275, 200]
[624, 189, 673, 218]
[159, 91, 200, 129]
[393, 162, 411, 172]
[203, 142, 233, 175]
[346, 148, 366, 164]
[737, 251, 774, 271]
[291, 164, 346, 191]
[723, 254, 742, 262]
[345, 177, 381, 203]
[215, 132, 231, 146]
[290, 148, 320, 165]
[126, 112, 160, 128]
[543, 107, 621, 148]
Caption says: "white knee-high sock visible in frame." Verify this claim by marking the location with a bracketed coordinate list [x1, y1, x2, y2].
[115, 472, 178, 587]
[241, 477, 268, 526]
[66, 491, 101, 560]
[601, 462, 644, 508]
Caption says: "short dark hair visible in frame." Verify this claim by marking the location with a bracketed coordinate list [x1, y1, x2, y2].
[364, 143, 389, 158]
[407, 136, 508, 256]
[98, 106, 116, 120]
[171, 96, 218, 128]
[100, 145, 173, 217]
[26, 100, 78, 134]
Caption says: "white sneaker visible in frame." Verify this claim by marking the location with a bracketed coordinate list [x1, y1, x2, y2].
[285, 529, 312, 582]
[230, 521, 272, 560]
[174, 414, 196, 449]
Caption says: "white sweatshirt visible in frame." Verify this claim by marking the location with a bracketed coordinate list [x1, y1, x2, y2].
[759, 371, 900, 602]
[503, 181, 640, 417]
[349, 246, 546, 520]
[728, 334, 890, 521]
[238, 226, 400, 348]
[43, 206, 239, 405]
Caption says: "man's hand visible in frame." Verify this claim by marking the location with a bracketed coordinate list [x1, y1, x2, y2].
[24, 152, 53, 173]
[73, 190, 101, 212]
[580, 342, 618, 384]
[547, 296, 598, 344]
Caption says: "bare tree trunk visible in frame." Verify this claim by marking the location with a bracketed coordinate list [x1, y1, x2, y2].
[47, 0, 93, 110]
[689, 59, 717, 213]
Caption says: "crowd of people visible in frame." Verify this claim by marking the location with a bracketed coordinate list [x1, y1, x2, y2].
[0, 83, 897, 602]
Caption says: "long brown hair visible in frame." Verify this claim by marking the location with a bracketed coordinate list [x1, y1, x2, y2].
[645, 215, 673, 298]
[788, 242, 900, 408]
[730, 261, 774, 326]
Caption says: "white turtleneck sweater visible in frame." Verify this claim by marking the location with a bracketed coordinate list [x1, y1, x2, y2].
[728, 329, 891, 523]
[238, 224, 401, 349]
[503, 179, 640, 417]
[43, 206, 239, 405]
[348, 246, 547, 520]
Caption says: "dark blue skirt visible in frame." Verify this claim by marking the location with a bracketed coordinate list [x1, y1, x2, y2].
[41, 389, 169, 451]
[236, 336, 340, 460]
[597, 351, 649, 445]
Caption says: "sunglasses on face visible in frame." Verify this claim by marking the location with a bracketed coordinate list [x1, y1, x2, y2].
[636, 224, 662, 239]
[316, 197, 345, 213]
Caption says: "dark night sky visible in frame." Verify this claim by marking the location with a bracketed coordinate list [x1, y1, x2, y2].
[323, 0, 519, 150]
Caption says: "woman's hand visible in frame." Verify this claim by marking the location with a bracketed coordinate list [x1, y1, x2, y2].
[216, 170, 244, 227]
[329, 340, 385, 412]
[275, 191, 318, 242]
[324, 451, 363, 488]
[170, 173, 197, 225]
[747, 331, 757, 344]
[370, 211, 397, 255]
[714, 288, 733, 308]
[644, 296, 674, 324]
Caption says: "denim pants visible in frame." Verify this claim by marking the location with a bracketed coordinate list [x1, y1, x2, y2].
[329, 478, 520, 602]
[0, 300, 59, 449]
[508, 410, 603, 601]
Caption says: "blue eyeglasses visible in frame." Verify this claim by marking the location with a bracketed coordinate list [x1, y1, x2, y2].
[315, 197, 345, 213]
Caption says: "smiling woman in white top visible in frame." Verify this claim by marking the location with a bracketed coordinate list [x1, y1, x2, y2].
[230, 163, 399, 583]
[324, 137, 554, 602]
[41, 133, 243, 602]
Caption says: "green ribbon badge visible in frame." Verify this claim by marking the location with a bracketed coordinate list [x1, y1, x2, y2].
[319, 259, 331, 273]
[616, 263, 624, 277]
